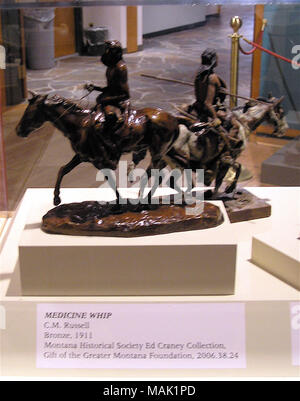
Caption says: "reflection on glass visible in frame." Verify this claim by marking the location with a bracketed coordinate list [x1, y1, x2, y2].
[260, 4, 300, 130]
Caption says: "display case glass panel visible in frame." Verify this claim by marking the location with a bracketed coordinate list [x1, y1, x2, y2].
[0, 1, 299, 218]
[260, 4, 300, 131]
[0, 0, 299, 380]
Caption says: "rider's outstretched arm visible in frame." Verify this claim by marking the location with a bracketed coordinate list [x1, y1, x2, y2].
[85, 83, 103, 92]
[93, 85, 103, 92]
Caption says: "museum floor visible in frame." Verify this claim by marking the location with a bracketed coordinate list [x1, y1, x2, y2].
[3, 5, 289, 211]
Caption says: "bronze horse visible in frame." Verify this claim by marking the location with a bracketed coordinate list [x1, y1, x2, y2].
[16, 92, 185, 205]
[130, 95, 287, 197]
[16, 92, 181, 206]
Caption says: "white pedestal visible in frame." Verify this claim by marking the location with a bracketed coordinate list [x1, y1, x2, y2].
[251, 226, 300, 290]
[18, 189, 236, 296]
[0, 187, 299, 378]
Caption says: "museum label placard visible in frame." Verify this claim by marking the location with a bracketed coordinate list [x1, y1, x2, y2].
[36, 303, 246, 369]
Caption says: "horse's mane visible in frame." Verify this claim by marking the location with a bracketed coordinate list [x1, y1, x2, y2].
[45, 94, 88, 115]
[232, 97, 276, 115]
[256, 96, 273, 103]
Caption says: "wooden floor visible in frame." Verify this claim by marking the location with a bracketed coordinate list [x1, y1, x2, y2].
[1, 6, 291, 211]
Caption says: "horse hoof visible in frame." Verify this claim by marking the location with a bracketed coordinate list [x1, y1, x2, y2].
[225, 185, 235, 194]
[110, 204, 124, 214]
[54, 196, 61, 206]
[146, 203, 159, 211]
[128, 173, 135, 183]
[204, 190, 213, 200]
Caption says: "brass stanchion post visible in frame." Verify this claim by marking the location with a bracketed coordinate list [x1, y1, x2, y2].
[229, 16, 242, 109]
[226, 16, 254, 183]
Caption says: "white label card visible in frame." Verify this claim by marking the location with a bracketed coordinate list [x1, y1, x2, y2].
[37, 303, 246, 369]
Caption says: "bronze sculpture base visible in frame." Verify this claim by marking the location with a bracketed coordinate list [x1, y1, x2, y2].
[204, 188, 271, 223]
[42, 201, 224, 237]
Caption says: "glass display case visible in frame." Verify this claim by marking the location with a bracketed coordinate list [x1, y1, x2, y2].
[1, 1, 300, 216]
[256, 4, 300, 134]
[0, 1, 299, 379]
[0, 1, 299, 217]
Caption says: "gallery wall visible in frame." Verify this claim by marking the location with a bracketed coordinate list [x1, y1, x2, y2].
[142, 5, 207, 35]
[82, 6, 127, 49]
[82, 5, 217, 50]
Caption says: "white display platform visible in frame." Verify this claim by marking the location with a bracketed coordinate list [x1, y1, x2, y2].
[252, 224, 300, 290]
[0, 218, 6, 235]
[0, 187, 299, 378]
[18, 189, 237, 296]
[0, 217, 8, 245]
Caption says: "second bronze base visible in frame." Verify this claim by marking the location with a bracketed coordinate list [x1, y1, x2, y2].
[203, 187, 271, 223]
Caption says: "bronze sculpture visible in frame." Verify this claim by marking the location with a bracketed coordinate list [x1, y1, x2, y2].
[15, 43, 287, 236]
[16, 92, 181, 207]
[16, 90, 285, 235]
[16, 93, 179, 205]
[15, 91, 226, 236]
[134, 48, 287, 198]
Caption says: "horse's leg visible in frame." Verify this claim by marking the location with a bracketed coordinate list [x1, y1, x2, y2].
[103, 168, 124, 206]
[133, 148, 147, 166]
[225, 161, 241, 194]
[213, 160, 229, 197]
[145, 154, 188, 205]
[213, 156, 241, 197]
[54, 154, 81, 205]
[136, 162, 157, 206]
[146, 159, 162, 205]
[128, 148, 147, 182]
[138, 158, 165, 206]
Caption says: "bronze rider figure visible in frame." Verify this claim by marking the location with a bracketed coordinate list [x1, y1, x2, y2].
[85, 40, 130, 130]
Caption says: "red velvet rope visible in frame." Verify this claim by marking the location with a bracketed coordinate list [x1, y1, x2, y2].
[239, 30, 263, 55]
[242, 36, 300, 68]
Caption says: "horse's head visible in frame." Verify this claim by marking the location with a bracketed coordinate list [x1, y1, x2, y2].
[258, 94, 288, 137]
[16, 91, 47, 137]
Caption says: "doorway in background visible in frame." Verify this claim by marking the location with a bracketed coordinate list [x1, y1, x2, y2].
[54, 8, 76, 58]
